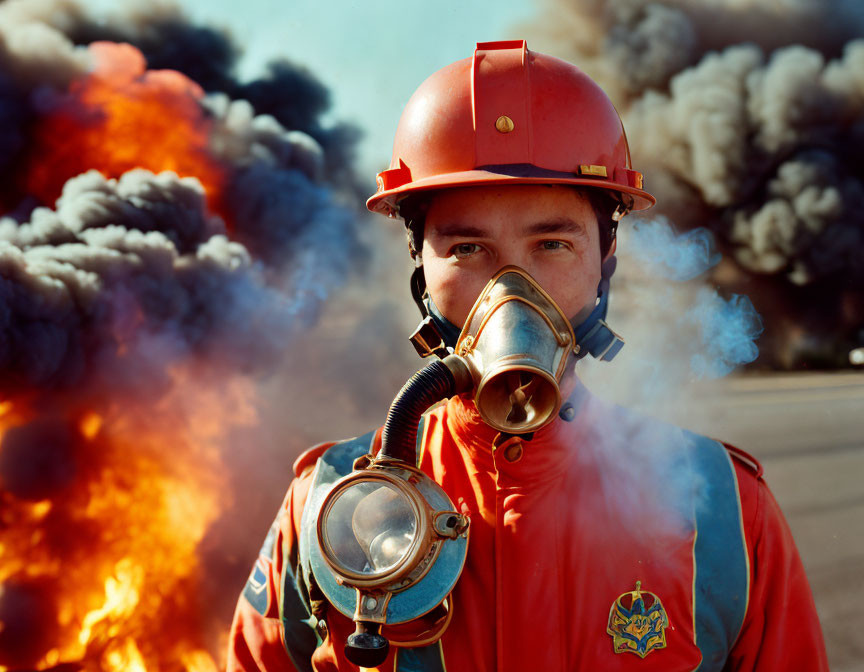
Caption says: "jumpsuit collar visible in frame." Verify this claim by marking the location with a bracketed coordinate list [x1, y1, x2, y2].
[445, 383, 595, 485]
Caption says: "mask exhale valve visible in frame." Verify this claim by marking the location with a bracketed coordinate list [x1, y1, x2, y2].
[453, 266, 577, 433]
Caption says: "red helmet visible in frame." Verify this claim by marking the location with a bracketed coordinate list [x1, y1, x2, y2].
[366, 40, 654, 216]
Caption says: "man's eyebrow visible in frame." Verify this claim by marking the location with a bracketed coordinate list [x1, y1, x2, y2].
[525, 218, 586, 235]
[429, 223, 490, 238]
[430, 218, 586, 238]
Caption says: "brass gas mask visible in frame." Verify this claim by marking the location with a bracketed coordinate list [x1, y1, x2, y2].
[452, 265, 576, 434]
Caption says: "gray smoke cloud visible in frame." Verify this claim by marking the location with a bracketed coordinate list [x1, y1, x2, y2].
[1, 169, 294, 392]
[0, 0, 91, 89]
[61, 0, 365, 193]
[628, 42, 864, 282]
[524, 0, 864, 367]
[525, 0, 864, 103]
[581, 218, 762, 404]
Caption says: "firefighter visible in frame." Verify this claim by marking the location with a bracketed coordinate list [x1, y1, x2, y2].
[227, 41, 828, 671]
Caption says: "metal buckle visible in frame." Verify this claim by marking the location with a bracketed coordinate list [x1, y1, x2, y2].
[409, 316, 447, 358]
[593, 320, 625, 362]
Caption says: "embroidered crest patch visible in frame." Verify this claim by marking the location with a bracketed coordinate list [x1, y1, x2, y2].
[607, 581, 669, 658]
[242, 520, 278, 616]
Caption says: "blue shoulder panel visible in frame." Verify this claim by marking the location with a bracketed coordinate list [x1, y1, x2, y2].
[689, 433, 749, 671]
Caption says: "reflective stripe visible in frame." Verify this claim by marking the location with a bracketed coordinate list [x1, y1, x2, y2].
[690, 435, 749, 671]
[395, 642, 447, 672]
[414, 415, 427, 466]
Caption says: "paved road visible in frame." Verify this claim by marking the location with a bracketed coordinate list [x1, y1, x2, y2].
[654, 372, 864, 672]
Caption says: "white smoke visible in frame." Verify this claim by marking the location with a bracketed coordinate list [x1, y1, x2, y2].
[0, 0, 92, 88]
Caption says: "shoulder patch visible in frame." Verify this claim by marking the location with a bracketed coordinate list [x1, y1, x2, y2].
[242, 518, 279, 617]
[723, 443, 764, 478]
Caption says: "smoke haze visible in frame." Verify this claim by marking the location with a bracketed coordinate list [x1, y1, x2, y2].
[0, 2, 368, 394]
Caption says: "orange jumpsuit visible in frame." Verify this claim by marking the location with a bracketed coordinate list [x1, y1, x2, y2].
[228, 391, 829, 671]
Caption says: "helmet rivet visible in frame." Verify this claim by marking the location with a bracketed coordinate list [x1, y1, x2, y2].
[495, 115, 515, 133]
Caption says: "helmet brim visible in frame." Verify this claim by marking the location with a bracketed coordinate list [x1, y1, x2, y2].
[366, 168, 656, 216]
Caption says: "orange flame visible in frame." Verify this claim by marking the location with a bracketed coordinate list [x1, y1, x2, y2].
[24, 42, 226, 214]
[0, 367, 258, 670]
[0, 38, 265, 672]
[80, 412, 103, 440]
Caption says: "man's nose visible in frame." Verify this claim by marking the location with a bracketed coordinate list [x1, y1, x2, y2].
[494, 247, 536, 276]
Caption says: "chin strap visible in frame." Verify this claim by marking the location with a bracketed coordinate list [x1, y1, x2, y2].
[410, 265, 428, 318]
[408, 265, 454, 359]
[408, 258, 625, 362]
[570, 256, 625, 362]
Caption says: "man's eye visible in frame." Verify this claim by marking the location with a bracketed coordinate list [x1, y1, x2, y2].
[541, 240, 565, 250]
[452, 243, 481, 259]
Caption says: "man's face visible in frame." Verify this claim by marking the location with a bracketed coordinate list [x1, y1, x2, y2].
[421, 185, 611, 328]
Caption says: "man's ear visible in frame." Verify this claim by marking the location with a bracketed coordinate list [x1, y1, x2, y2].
[603, 237, 617, 261]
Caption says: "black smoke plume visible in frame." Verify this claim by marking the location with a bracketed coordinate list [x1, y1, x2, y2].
[63, 1, 364, 193]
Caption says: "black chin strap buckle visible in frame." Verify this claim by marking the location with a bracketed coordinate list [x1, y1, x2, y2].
[408, 265, 451, 359]
[575, 320, 625, 362]
[410, 316, 450, 359]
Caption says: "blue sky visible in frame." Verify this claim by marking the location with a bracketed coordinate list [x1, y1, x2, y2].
[90, 0, 541, 178]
